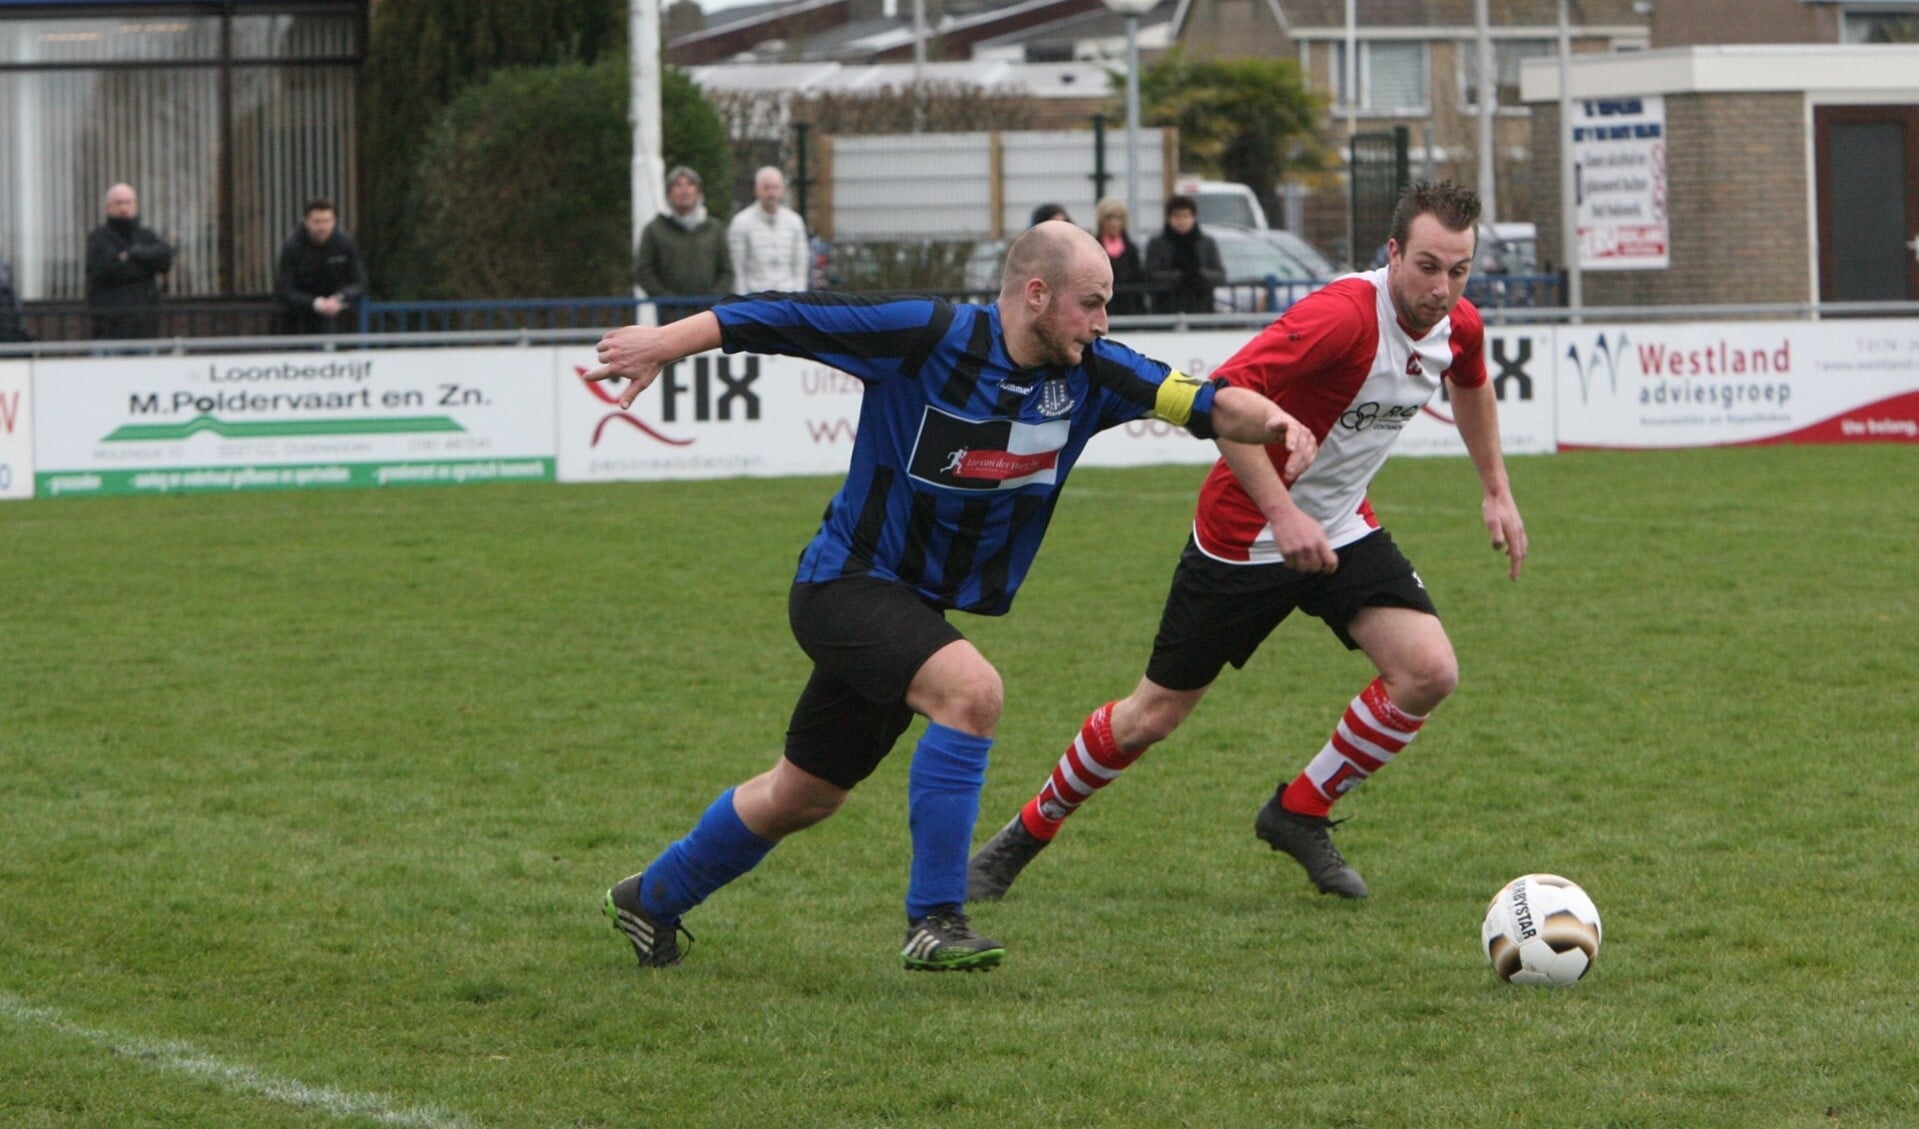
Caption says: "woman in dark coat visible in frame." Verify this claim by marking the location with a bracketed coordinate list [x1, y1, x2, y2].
[1144, 194, 1225, 315]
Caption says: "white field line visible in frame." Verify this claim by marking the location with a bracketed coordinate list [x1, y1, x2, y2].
[0, 992, 472, 1129]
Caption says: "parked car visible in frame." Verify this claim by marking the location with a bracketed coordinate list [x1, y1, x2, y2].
[1252, 228, 1340, 281]
[1469, 221, 1549, 307]
[1475, 222, 1538, 276]
[1175, 178, 1269, 231]
[1210, 225, 1325, 313]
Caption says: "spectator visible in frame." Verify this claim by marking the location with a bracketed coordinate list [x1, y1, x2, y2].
[727, 166, 808, 294]
[0, 249, 28, 342]
[274, 199, 368, 335]
[1093, 197, 1148, 316]
[635, 166, 733, 323]
[1029, 203, 1070, 227]
[85, 183, 173, 340]
[1145, 194, 1226, 315]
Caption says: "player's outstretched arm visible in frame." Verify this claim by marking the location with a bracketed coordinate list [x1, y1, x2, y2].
[584, 311, 724, 409]
[1448, 378, 1528, 580]
[1210, 385, 1317, 481]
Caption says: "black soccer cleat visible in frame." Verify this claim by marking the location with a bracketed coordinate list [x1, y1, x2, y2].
[604, 872, 693, 967]
[1255, 798, 1369, 899]
[902, 905, 1005, 972]
[967, 816, 1050, 901]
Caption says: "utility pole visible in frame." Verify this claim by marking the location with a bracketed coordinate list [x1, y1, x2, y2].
[630, 0, 665, 321]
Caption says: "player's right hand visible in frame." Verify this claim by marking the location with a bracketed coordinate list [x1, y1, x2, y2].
[1271, 509, 1336, 574]
[582, 325, 668, 408]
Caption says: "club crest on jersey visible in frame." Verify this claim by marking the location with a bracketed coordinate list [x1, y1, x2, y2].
[1035, 376, 1077, 417]
[1405, 354, 1425, 377]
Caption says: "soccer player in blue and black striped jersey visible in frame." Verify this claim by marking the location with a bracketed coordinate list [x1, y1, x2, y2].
[592, 221, 1316, 972]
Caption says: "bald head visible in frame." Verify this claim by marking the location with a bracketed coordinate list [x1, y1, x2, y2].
[104, 183, 139, 220]
[999, 219, 1104, 301]
[997, 219, 1113, 370]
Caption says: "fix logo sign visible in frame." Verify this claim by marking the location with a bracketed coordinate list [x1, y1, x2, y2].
[576, 354, 761, 447]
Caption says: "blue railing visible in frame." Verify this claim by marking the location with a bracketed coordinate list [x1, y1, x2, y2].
[356, 296, 650, 335]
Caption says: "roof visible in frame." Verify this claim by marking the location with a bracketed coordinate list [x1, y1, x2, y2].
[688, 58, 1122, 97]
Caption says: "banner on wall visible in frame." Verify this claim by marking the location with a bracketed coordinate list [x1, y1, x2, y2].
[1, 361, 33, 500]
[554, 328, 1559, 484]
[1573, 95, 1669, 271]
[1555, 318, 1919, 448]
[33, 348, 558, 496]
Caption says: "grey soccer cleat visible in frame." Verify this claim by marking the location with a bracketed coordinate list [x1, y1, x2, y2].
[603, 872, 693, 967]
[967, 816, 1050, 901]
[1255, 799, 1369, 899]
[902, 905, 1006, 972]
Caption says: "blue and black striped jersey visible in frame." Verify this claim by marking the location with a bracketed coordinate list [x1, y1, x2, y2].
[715, 292, 1222, 615]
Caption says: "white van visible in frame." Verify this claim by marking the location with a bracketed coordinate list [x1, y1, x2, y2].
[1174, 178, 1269, 231]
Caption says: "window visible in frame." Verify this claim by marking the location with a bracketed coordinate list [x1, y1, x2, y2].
[1842, 10, 1919, 43]
[1459, 39, 1555, 110]
[1331, 40, 1430, 115]
[0, 5, 362, 301]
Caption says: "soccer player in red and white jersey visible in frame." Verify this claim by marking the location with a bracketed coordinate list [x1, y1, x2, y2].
[970, 181, 1528, 900]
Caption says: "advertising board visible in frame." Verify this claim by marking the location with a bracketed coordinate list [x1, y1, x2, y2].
[33, 348, 557, 496]
[0, 361, 32, 500]
[1555, 319, 1919, 448]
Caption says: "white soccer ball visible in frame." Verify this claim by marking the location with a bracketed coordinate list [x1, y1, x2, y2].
[1482, 873, 1602, 987]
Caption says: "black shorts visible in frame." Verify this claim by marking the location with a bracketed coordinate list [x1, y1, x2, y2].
[1144, 530, 1438, 692]
[783, 575, 965, 790]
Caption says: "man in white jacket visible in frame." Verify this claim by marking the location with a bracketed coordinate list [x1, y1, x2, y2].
[728, 166, 810, 294]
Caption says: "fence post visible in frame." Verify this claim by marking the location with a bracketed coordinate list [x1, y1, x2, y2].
[792, 121, 812, 226]
[1090, 113, 1110, 213]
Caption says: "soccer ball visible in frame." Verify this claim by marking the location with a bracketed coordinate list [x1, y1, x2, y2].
[1482, 874, 1602, 987]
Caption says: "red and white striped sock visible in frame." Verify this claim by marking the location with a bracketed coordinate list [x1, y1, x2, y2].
[1280, 678, 1426, 818]
[1019, 702, 1145, 841]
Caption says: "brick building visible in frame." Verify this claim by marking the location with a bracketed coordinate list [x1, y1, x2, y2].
[1522, 45, 1919, 306]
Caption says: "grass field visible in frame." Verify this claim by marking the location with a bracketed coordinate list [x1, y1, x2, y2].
[3, 445, 1916, 1128]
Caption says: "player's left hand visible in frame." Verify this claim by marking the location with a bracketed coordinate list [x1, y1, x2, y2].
[1484, 495, 1527, 580]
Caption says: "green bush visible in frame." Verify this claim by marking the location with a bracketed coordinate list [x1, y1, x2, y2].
[829, 238, 987, 293]
[360, 0, 628, 298]
[413, 60, 732, 299]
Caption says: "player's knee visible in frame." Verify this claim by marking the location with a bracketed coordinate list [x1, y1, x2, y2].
[1402, 652, 1459, 710]
[938, 663, 1004, 735]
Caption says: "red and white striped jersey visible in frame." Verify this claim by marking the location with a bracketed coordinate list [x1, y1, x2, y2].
[1193, 267, 1487, 563]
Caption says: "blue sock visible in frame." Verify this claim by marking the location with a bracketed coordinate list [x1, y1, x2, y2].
[906, 724, 993, 920]
[638, 788, 776, 921]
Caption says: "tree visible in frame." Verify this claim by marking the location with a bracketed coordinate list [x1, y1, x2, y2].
[1134, 53, 1330, 226]
[360, 0, 627, 297]
[413, 59, 730, 299]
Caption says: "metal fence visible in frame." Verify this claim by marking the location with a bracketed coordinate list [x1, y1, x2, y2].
[21, 285, 1919, 361]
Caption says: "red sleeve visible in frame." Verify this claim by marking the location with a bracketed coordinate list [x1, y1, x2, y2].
[1213, 277, 1381, 442]
[1444, 297, 1488, 389]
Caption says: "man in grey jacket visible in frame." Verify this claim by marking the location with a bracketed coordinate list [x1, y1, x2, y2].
[635, 166, 733, 324]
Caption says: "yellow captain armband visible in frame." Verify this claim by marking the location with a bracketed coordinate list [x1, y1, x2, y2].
[1152, 369, 1206, 426]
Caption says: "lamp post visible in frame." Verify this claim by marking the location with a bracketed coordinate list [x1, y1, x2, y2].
[1102, 0, 1156, 227]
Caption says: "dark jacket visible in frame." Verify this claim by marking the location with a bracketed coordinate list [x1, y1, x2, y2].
[86, 218, 174, 339]
[275, 227, 369, 335]
[635, 209, 733, 323]
[0, 256, 27, 342]
[1103, 234, 1149, 316]
[1144, 225, 1226, 315]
